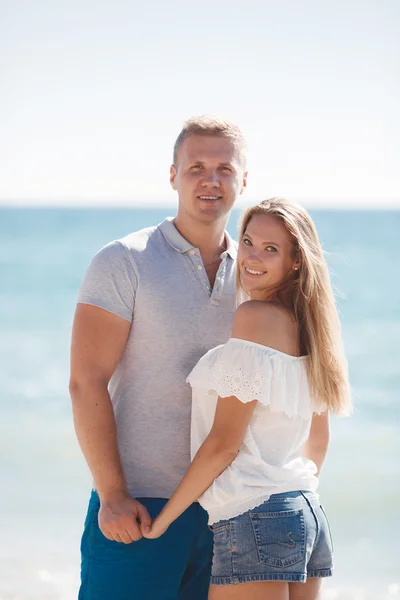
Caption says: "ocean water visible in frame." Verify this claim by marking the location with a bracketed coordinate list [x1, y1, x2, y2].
[1, 207, 399, 600]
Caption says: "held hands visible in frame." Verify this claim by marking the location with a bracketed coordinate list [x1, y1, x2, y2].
[141, 516, 169, 539]
[98, 492, 152, 544]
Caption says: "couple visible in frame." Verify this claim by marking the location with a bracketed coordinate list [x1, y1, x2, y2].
[70, 115, 351, 600]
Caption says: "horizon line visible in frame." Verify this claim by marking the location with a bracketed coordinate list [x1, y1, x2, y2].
[1, 197, 400, 210]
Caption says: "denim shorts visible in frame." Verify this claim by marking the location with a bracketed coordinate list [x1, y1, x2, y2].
[209, 491, 333, 585]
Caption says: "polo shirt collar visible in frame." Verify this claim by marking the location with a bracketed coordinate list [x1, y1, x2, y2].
[224, 231, 237, 259]
[159, 217, 237, 259]
[159, 218, 193, 253]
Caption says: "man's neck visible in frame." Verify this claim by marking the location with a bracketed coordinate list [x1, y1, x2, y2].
[173, 214, 228, 256]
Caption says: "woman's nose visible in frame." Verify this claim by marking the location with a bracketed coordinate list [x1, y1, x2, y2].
[247, 248, 261, 261]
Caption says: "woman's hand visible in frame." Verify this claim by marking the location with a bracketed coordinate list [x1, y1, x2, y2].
[141, 517, 168, 539]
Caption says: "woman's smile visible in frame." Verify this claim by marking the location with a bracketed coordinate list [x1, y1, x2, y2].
[243, 266, 267, 277]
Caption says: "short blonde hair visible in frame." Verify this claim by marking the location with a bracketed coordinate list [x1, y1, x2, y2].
[173, 115, 247, 167]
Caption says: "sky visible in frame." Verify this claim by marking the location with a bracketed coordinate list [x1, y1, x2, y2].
[1, 0, 399, 208]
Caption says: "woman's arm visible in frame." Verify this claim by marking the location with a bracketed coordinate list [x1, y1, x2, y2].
[143, 395, 257, 538]
[143, 300, 296, 538]
[303, 411, 330, 476]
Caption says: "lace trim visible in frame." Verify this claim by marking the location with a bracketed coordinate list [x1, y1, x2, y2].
[187, 340, 323, 418]
[205, 364, 307, 415]
[208, 365, 267, 402]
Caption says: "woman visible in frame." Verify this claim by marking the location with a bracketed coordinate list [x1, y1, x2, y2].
[143, 198, 351, 599]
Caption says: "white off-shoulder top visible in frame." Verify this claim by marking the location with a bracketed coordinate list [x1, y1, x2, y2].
[187, 337, 326, 525]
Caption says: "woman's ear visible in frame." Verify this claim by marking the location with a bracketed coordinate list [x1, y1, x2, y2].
[292, 252, 301, 272]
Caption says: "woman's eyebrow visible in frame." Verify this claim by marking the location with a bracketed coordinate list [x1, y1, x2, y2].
[243, 232, 281, 247]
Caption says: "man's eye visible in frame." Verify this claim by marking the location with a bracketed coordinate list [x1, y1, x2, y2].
[220, 166, 232, 172]
[191, 165, 202, 169]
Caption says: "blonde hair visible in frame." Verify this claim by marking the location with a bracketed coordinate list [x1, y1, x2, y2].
[173, 115, 247, 167]
[238, 197, 351, 416]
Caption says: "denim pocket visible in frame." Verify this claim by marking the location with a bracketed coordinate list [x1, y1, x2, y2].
[250, 509, 305, 568]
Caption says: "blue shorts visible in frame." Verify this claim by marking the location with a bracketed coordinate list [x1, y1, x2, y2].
[209, 491, 333, 585]
[79, 491, 213, 600]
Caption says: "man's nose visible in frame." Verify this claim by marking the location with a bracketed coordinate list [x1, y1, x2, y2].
[201, 170, 220, 186]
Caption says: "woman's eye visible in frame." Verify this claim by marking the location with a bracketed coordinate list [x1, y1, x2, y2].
[266, 246, 277, 252]
[243, 238, 252, 246]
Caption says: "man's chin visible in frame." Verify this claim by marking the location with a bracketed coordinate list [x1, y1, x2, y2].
[199, 212, 228, 224]
[177, 202, 231, 225]
[194, 206, 228, 222]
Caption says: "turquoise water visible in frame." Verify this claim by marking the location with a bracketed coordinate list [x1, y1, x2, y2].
[1, 207, 399, 599]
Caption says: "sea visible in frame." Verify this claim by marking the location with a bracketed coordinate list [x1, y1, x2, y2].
[1, 207, 399, 600]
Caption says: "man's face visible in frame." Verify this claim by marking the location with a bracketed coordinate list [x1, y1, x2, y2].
[170, 135, 247, 224]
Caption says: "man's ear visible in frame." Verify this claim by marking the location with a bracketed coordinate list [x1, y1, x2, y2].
[240, 171, 248, 195]
[170, 164, 177, 190]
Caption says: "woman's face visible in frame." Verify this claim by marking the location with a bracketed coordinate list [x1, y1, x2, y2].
[238, 213, 299, 300]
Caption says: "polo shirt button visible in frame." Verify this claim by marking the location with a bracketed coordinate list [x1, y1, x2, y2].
[189, 250, 195, 256]
[197, 265, 202, 270]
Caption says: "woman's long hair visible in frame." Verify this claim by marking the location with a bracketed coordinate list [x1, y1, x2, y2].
[237, 198, 351, 416]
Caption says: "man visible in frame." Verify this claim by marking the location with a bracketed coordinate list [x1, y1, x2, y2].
[70, 115, 248, 600]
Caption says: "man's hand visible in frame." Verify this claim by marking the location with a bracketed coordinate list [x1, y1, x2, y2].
[98, 493, 152, 544]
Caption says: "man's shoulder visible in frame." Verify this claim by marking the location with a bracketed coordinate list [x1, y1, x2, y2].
[89, 223, 164, 272]
[119, 223, 162, 252]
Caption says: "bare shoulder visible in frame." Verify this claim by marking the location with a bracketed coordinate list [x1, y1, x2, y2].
[233, 301, 301, 356]
[233, 300, 294, 331]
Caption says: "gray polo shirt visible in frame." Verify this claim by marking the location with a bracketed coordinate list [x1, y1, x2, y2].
[77, 218, 237, 499]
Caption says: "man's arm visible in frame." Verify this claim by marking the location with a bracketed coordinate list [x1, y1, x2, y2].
[69, 303, 151, 543]
[303, 411, 330, 476]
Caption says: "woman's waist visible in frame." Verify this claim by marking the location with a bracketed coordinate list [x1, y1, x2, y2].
[203, 485, 320, 525]
[200, 458, 319, 507]
[228, 450, 318, 478]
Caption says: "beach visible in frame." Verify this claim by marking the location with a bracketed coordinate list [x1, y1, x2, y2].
[1, 207, 399, 599]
